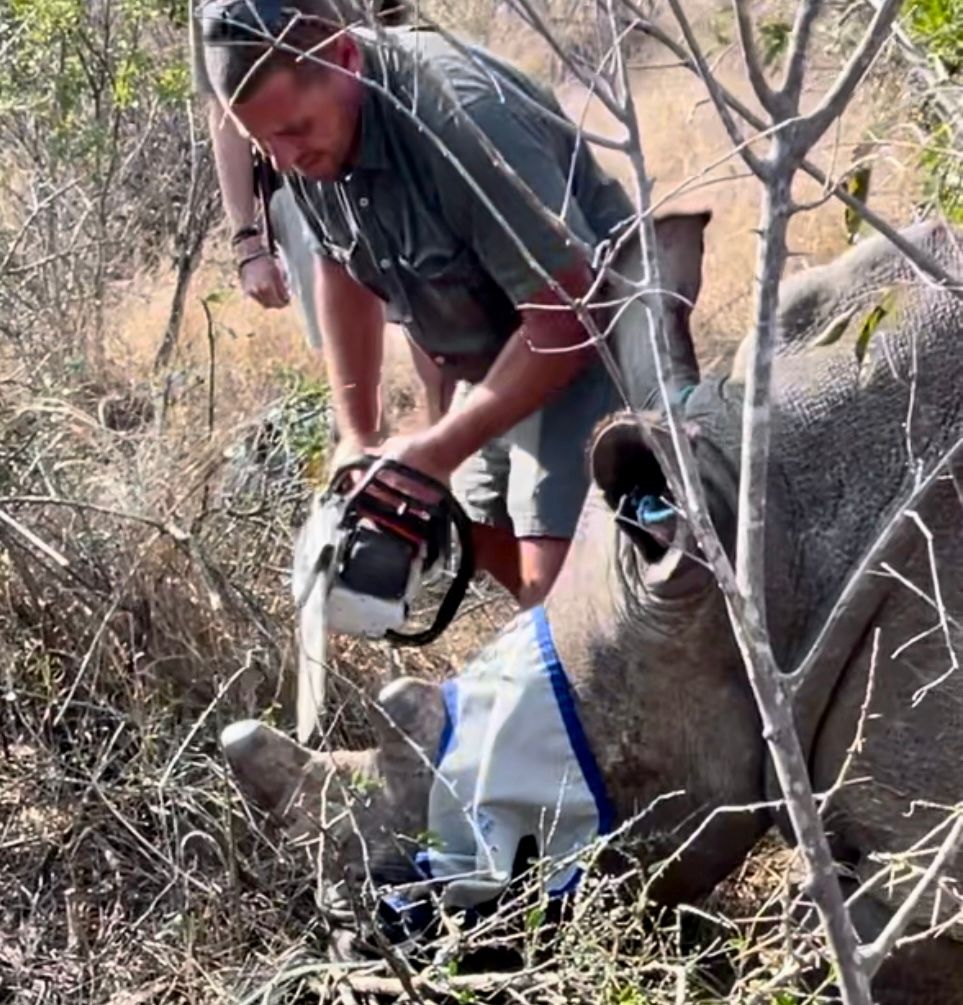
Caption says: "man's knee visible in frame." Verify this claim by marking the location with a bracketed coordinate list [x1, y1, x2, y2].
[516, 537, 570, 609]
[516, 575, 554, 609]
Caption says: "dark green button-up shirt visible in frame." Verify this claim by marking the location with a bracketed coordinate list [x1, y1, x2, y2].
[290, 29, 635, 380]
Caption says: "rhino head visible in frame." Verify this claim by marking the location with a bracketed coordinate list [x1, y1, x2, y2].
[222, 677, 449, 906]
[543, 217, 963, 912]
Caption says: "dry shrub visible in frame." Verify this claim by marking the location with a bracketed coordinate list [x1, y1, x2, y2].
[0, 339, 500, 1003]
[0, 232, 516, 996]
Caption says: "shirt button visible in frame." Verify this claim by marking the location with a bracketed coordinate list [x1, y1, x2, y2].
[433, 355, 446, 365]
[358, 196, 369, 208]
[379, 258, 391, 269]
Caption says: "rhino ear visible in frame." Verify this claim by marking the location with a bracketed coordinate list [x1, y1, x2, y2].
[654, 210, 711, 321]
[590, 413, 710, 594]
[612, 210, 710, 407]
[655, 210, 711, 388]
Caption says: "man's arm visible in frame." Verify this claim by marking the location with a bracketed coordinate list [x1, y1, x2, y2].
[381, 91, 607, 480]
[190, 1, 286, 307]
[206, 102, 290, 309]
[385, 260, 595, 479]
[315, 257, 385, 447]
[207, 102, 257, 234]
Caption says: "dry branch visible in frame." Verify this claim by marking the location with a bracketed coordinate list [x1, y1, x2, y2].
[624, 3, 963, 293]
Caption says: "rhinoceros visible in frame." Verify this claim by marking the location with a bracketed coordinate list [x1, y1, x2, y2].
[220, 215, 963, 1002]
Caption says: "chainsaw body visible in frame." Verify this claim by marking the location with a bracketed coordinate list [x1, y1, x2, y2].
[292, 456, 474, 741]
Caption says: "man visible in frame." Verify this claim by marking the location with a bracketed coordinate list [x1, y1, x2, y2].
[190, 5, 326, 345]
[190, 0, 408, 342]
[197, 0, 636, 606]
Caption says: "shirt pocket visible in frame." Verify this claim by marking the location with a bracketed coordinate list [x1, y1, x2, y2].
[324, 229, 394, 303]
[396, 231, 477, 287]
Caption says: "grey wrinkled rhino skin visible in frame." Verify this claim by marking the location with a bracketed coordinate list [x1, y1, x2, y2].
[223, 216, 963, 1002]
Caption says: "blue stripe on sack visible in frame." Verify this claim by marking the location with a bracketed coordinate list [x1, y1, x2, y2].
[435, 679, 459, 766]
[549, 868, 584, 898]
[532, 606, 615, 836]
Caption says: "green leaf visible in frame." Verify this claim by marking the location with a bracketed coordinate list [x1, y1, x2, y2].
[811, 308, 855, 347]
[525, 905, 546, 931]
[905, 0, 963, 75]
[758, 18, 792, 67]
[844, 165, 873, 244]
[348, 770, 382, 795]
[918, 124, 963, 225]
[854, 288, 898, 367]
[414, 829, 444, 850]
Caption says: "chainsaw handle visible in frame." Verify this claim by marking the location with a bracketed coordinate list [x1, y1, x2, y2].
[326, 454, 475, 647]
[385, 493, 475, 648]
[329, 453, 450, 513]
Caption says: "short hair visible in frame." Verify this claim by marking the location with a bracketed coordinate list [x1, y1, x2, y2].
[197, 0, 402, 105]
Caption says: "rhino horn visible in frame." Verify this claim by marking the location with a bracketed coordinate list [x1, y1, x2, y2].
[611, 210, 710, 411]
[221, 719, 378, 841]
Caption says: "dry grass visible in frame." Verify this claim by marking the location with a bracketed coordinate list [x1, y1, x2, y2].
[0, 351, 503, 1003]
[0, 1, 939, 1002]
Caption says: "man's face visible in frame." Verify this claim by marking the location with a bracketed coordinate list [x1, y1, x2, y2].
[232, 38, 363, 181]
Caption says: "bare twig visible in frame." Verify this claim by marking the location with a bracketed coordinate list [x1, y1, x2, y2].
[623, 3, 963, 294]
[859, 810, 963, 975]
[731, 0, 780, 116]
[780, 0, 823, 107]
[796, 0, 902, 150]
[661, 0, 769, 178]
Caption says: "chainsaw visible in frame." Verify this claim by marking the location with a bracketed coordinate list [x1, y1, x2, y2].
[292, 455, 474, 742]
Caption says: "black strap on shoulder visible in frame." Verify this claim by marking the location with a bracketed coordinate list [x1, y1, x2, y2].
[252, 147, 280, 255]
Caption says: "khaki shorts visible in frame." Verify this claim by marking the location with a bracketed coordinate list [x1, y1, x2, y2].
[449, 359, 619, 540]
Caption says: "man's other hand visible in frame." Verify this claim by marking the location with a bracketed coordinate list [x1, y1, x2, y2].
[378, 432, 454, 488]
[240, 253, 290, 309]
[329, 432, 381, 477]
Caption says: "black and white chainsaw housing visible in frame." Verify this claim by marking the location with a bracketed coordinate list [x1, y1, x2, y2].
[292, 456, 474, 741]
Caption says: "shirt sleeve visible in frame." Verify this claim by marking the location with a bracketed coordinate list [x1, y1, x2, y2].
[430, 95, 596, 306]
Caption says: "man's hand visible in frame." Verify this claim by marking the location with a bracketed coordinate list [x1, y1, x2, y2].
[325, 432, 445, 514]
[354, 431, 450, 511]
[378, 431, 453, 486]
[329, 431, 381, 475]
[239, 252, 290, 309]
[205, 102, 290, 310]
